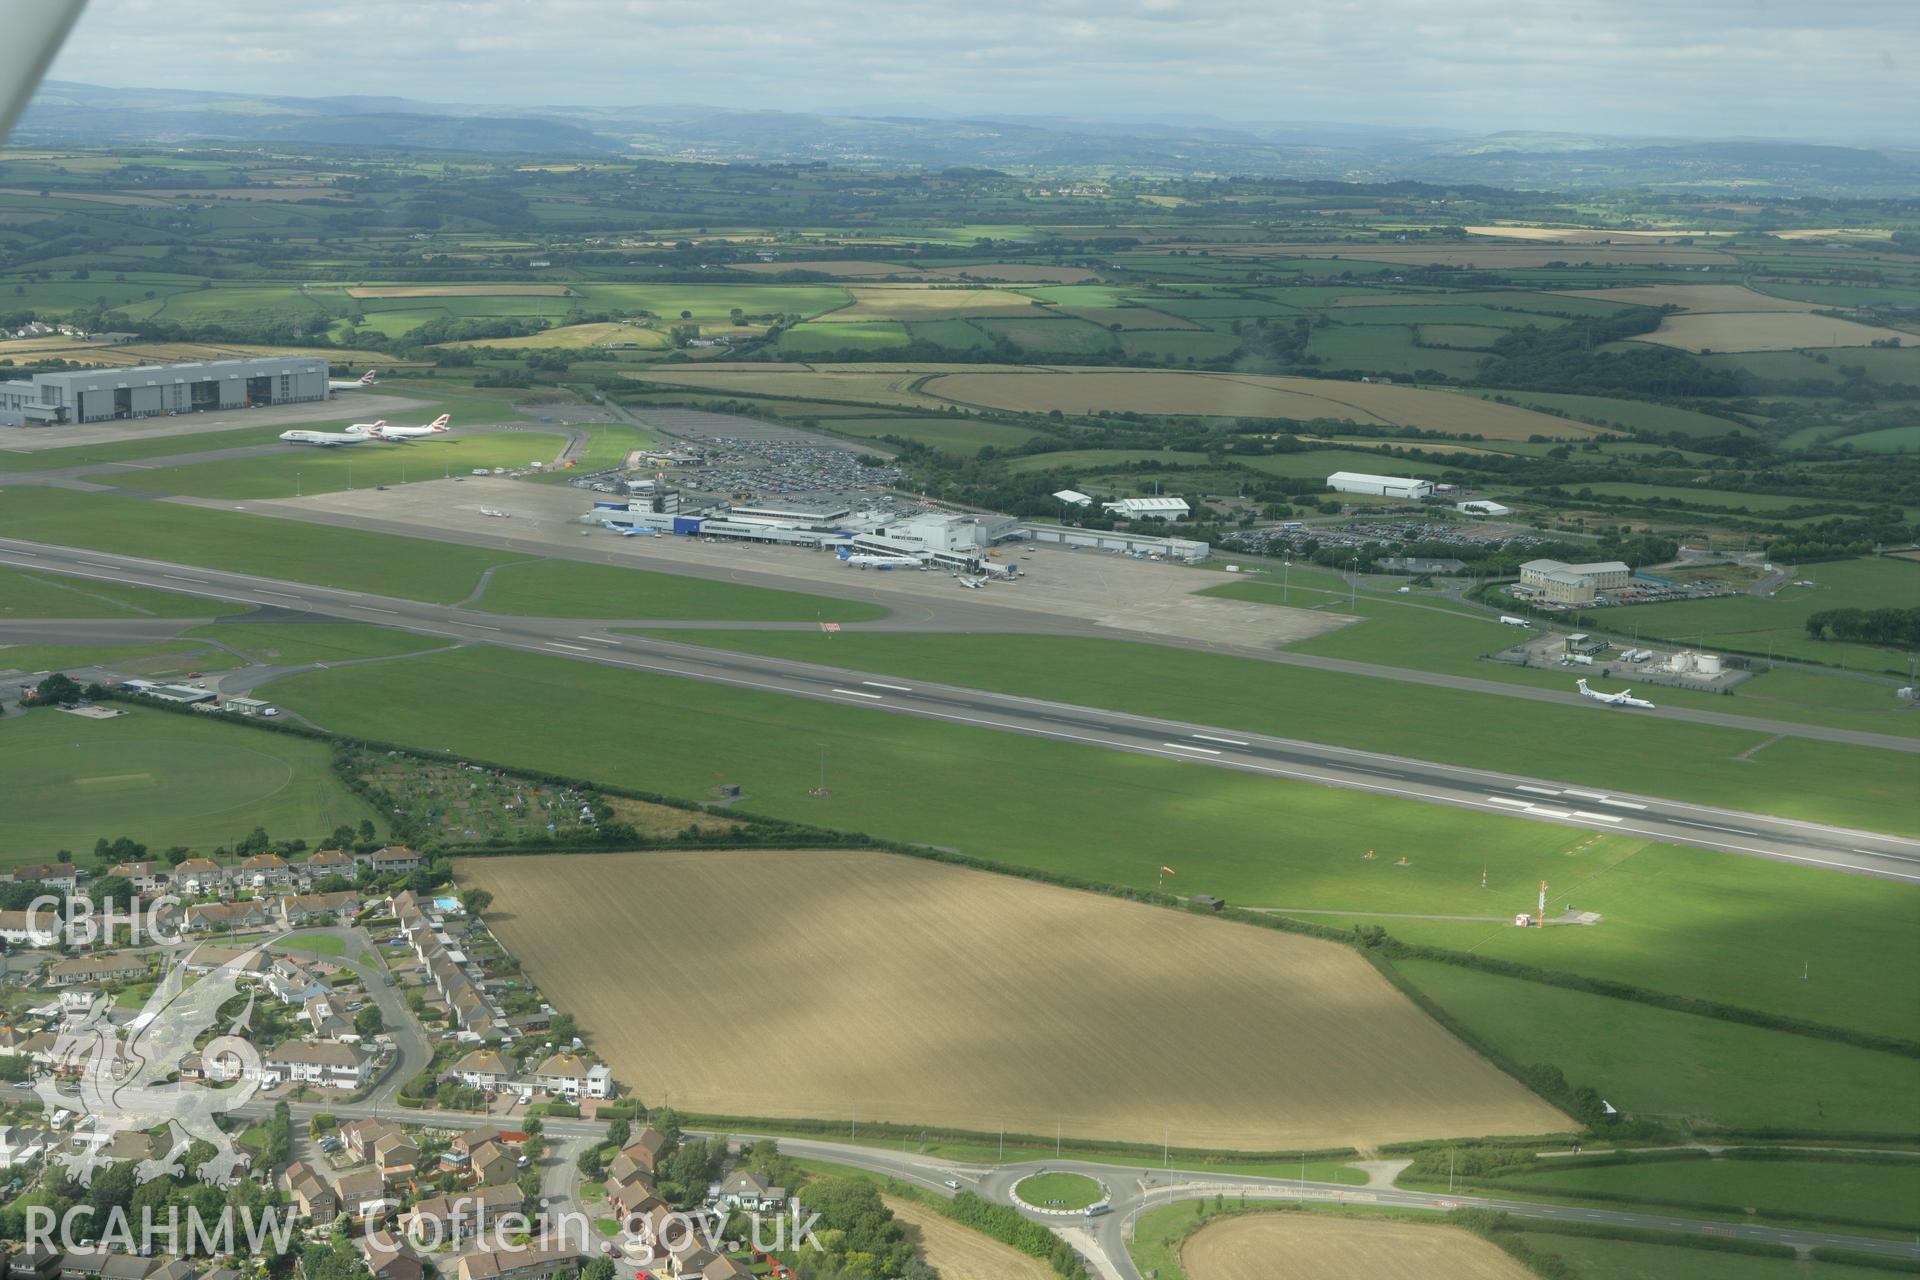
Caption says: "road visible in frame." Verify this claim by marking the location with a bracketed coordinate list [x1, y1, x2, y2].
[3, 539, 1917, 881]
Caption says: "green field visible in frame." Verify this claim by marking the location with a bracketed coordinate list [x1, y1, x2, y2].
[625, 628, 1919, 837]
[1454, 390, 1747, 438]
[1004, 448, 1211, 475]
[1606, 556, 1920, 673]
[1480, 1155, 1920, 1230]
[1014, 1172, 1104, 1210]
[0, 423, 286, 472]
[1307, 325, 1487, 379]
[817, 415, 1045, 455]
[776, 321, 910, 353]
[129, 431, 571, 499]
[0, 639, 207, 674]
[1388, 959, 1919, 1133]
[184, 621, 447, 665]
[0, 489, 520, 602]
[470, 559, 888, 622]
[0, 566, 247, 619]
[1568, 481, 1871, 514]
[560, 421, 662, 473]
[1831, 424, 1920, 453]
[0, 708, 379, 856]
[1507, 1230, 1867, 1280]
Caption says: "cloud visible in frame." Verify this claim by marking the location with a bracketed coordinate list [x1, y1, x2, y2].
[39, 0, 1920, 139]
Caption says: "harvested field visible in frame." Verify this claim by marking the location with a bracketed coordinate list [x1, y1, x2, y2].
[1553, 284, 1820, 313]
[883, 1197, 1051, 1280]
[819, 285, 1041, 321]
[918, 370, 1609, 438]
[344, 284, 575, 298]
[1465, 225, 1726, 243]
[730, 260, 932, 278]
[461, 850, 1569, 1150]
[0, 187, 175, 206]
[1183, 1213, 1534, 1280]
[1627, 311, 1893, 352]
[439, 322, 667, 350]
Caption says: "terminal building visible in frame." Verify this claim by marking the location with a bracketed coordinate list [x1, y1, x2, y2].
[1101, 496, 1191, 521]
[1518, 558, 1633, 605]
[1326, 471, 1435, 501]
[0, 356, 330, 427]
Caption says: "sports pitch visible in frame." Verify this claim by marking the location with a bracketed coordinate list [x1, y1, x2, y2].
[461, 850, 1570, 1149]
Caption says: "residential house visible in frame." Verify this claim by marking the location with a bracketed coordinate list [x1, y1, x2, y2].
[466, 1140, 517, 1188]
[402, 1185, 524, 1243]
[356, 1238, 424, 1280]
[451, 1049, 513, 1092]
[448, 1126, 518, 1159]
[262, 1041, 369, 1090]
[46, 955, 147, 987]
[282, 1160, 338, 1224]
[0, 1126, 49, 1168]
[372, 1132, 420, 1181]
[369, 846, 423, 877]
[276, 891, 360, 929]
[5, 865, 78, 894]
[105, 862, 167, 893]
[621, 1127, 671, 1176]
[455, 1243, 580, 1280]
[697, 1258, 752, 1280]
[267, 956, 329, 1003]
[171, 858, 226, 894]
[183, 901, 269, 933]
[306, 849, 359, 878]
[533, 1053, 611, 1100]
[709, 1171, 786, 1213]
[238, 854, 292, 888]
[7, 1243, 61, 1280]
[665, 1244, 718, 1280]
[340, 1118, 405, 1164]
[0, 911, 63, 949]
[605, 1177, 661, 1225]
[303, 994, 351, 1041]
[182, 945, 269, 978]
[332, 1168, 392, 1221]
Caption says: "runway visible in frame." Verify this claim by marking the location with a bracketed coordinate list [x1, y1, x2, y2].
[5, 538, 1917, 882]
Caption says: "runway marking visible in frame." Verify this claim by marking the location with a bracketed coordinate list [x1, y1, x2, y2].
[1345, 765, 1406, 779]
[79, 560, 117, 569]
[545, 642, 591, 653]
[575, 635, 621, 645]
[1163, 742, 1221, 755]
[464, 623, 500, 631]
[1600, 798, 1647, 810]
[1672, 819, 1756, 835]
[833, 688, 883, 699]
[1517, 785, 1561, 797]
[1488, 796, 1532, 809]
[357, 606, 398, 615]
[1529, 806, 1575, 819]
[863, 681, 913, 692]
[1853, 847, 1920, 865]
[258, 590, 303, 599]
[166, 575, 208, 584]
[1193, 733, 1249, 746]
[1564, 789, 1608, 801]
[1572, 810, 1624, 823]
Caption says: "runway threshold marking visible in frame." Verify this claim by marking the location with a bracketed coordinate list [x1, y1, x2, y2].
[833, 688, 883, 699]
[1193, 733, 1249, 746]
[1572, 810, 1625, 823]
[1600, 798, 1647, 810]
[1672, 818, 1757, 835]
[862, 681, 913, 692]
[1163, 742, 1220, 755]
[258, 590, 303, 599]
[575, 635, 621, 645]
[545, 642, 591, 652]
[1488, 796, 1532, 809]
[464, 623, 500, 632]
[1517, 785, 1561, 797]
[357, 606, 398, 615]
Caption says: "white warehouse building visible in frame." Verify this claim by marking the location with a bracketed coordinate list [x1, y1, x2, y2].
[1327, 471, 1435, 501]
[1102, 496, 1191, 521]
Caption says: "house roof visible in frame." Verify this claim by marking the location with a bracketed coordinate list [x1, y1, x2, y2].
[454, 1050, 511, 1075]
[534, 1052, 589, 1078]
[267, 1040, 366, 1068]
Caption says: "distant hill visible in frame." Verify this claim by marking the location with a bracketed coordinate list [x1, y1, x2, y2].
[14, 81, 1917, 195]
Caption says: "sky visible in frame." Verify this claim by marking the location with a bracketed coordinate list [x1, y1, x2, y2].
[41, 0, 1920, 142]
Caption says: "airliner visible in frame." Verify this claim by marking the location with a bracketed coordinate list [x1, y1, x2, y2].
[328, 370, 378, 392]
[1577, 678, 1655, 709]
[348, 414, 451, 442]
[839, 551, 922, 570]
[279, 429, 372, 448]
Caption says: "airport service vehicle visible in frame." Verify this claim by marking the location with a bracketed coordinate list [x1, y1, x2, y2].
[348, 414, 451, 441]
[279, 429, 371, 447]
[1499, 615, 1532, 627]
[1577, 678, 1655, 709]
[328, 370, 378, 391]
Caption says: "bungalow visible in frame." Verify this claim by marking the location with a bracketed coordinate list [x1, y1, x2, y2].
[7, 1243, 61, 1280]
[709, 1171, 786, 1213]
[282, 1160, 337, 1224]
[403, 1185, 524, 1242]
[6, 865, 78, 893]
[533, 1053, 611, 1100]
[455, 1243, 580, 1280]
[0, 911, 63, 949]
[183, 901, 270, 933]
[182, 944, 269, 977]
[106, 862, 167, 893]
[171, 858, 226, 893]
[262, 1040, 369, 1090]
[369, 846, 423, 877]
[46, 955, 147, 987]
[332, 1167, 392, 1220]
[451, 1049, 513, 1091]
[276, 891, 360, 928]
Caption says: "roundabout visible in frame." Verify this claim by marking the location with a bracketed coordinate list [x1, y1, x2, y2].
[1012, 1170, 1108, 1215]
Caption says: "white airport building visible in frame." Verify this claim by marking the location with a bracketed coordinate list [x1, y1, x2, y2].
[1326, 471, 1435, 500]
[1456, 499, 1512, 516]
[1102, 496, 1191, 521]
[1518, 558, 1633, 605]
[0, 356, 330, 427]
